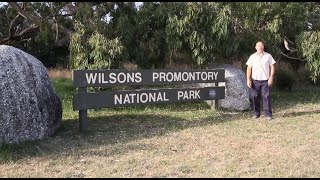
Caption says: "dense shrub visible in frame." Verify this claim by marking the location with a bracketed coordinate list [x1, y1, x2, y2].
[274, 69, 295, 92]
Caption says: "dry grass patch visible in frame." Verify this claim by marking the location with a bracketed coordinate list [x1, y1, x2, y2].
[47, 68, 72, 79]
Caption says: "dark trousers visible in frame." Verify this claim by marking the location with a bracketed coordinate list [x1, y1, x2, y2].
[251, 80, 272, 117]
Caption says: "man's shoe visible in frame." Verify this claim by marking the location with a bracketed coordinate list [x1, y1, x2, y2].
[266, 116, 272, 121]
[252, 115, 259, 120]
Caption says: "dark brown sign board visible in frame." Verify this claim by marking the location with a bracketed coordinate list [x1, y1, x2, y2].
[72, 69, 225, 133]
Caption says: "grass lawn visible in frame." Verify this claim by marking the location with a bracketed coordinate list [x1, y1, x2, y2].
[0, 77, 320, 177]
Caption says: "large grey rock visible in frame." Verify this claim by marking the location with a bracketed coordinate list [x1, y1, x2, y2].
[209, 64, 250, 111]
[186, 64, 250, 111]
[0, 45, 62, 145]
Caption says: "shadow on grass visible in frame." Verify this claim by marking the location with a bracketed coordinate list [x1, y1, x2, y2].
[0, 110, 241, 163]
[280, 109, 320, 118]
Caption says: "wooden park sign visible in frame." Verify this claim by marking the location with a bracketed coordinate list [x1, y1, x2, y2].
[72, 69, 225, 133]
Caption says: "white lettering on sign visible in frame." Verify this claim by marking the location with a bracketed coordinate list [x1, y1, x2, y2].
[160, 72, 166, 82]
[109, 73, 117, 83]
[177, 90, 201, 100]
[114, 92, 169, 105]
[85, 72, 142, 85]
[152, 71, 218, 83]
[85, 73, 98, 84]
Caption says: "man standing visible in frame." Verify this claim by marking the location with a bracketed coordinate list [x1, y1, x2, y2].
[246, 41, 276, 121]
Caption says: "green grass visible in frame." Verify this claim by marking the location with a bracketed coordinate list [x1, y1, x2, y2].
[0, 78, 320, 177]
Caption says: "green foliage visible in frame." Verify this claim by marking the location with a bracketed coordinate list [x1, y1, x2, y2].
[2, 1, 320, 82]
[166, 2, 232, 67]
[70, 22, 123, 70]
[163, 2, 313, 68]
[69, 21, 89, 70]
[134, 2, 168, 69]
[35, 21, 52, 46]
[295, 68, 320, 87]
[89, 31, 123, 70]
[165, 3, 188, 66]
[296, 31, 320, 82]
[69, 2, 125, 70]
[108, 5, 138, 66]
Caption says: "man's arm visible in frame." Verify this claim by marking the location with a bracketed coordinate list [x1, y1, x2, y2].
[268, 64, 275, 86]
[246, 65, 252, 88]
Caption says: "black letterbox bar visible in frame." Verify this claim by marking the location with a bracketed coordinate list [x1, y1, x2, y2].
[73, 69, 225, 87]
[73, 86, 225, 110]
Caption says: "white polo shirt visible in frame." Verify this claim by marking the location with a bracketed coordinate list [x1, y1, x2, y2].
[246, 52, 276, 81]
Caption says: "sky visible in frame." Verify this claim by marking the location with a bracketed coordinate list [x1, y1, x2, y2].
[0, 2, 8, 7]
[135, 2, 143, 9]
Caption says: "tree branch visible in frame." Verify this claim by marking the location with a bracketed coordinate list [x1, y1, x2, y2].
[7, 2, 40, 24]
[284, 36, 294, 44]
[55, 13, 73, 17]
[22, 2, 27, 10]
[279, 50, 307, 62]
[15, 24, 39, 37]
[49, 6, 59, 44]
[17, 38, 31, 44]
[0, 24, 39, 45]
[54, 18, 59, 43]
[1, 2, 41, 45]
[9, 14, 20, 38]
[64, 3, 80, 15]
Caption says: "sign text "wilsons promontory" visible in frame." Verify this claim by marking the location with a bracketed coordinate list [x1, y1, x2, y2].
[73, 69, 225, 87]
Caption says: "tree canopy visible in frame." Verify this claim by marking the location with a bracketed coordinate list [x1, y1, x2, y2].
[1, 2, 320, 81]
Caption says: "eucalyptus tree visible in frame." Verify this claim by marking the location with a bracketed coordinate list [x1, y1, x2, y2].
[228, 2, 319, 82]
[2, 1, 320, 82]
[165, 2, 317, 71]
[0, 2, 127, 69]
[69, 2, 126, 70]
[132, 2, 170, 69]
[296, 3, 320, 82]
[166, 2, 232, 68]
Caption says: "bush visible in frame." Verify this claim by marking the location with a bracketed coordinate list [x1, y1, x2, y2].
[274, 69, 295, 92]
[296, 68, 320, 87]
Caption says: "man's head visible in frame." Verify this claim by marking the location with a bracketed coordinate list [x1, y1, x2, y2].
[255, 41, 264, 54]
